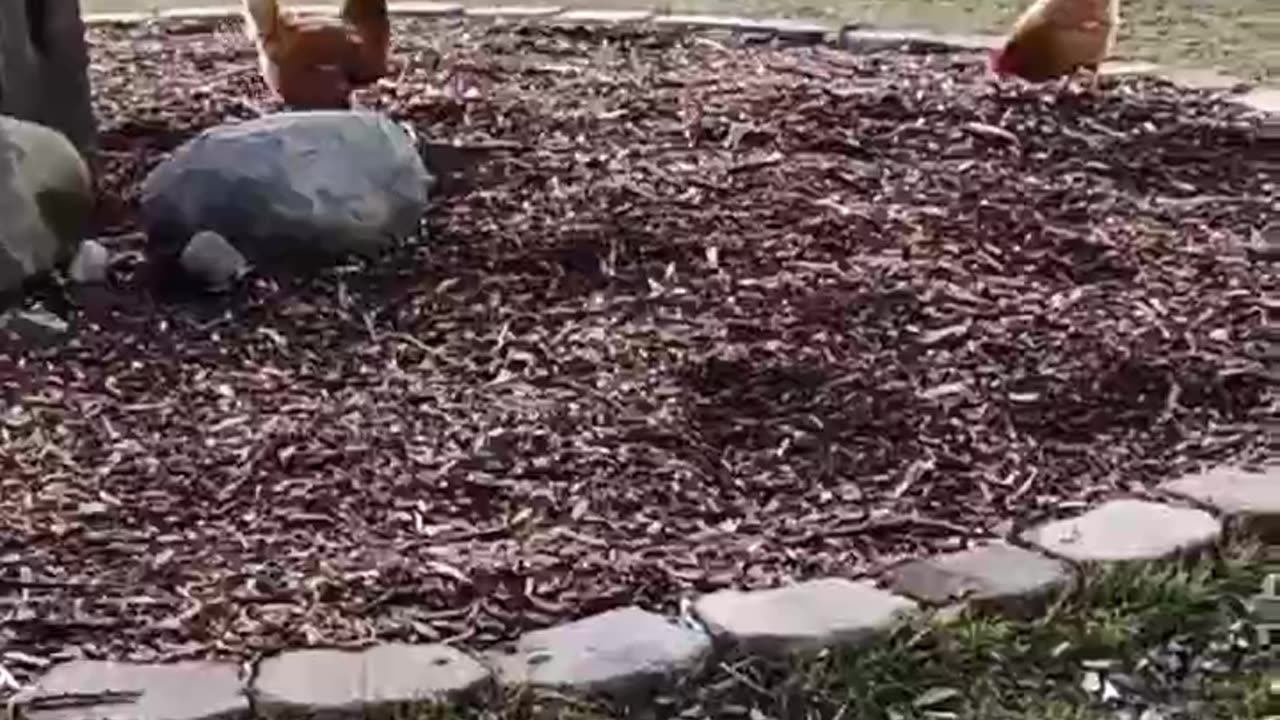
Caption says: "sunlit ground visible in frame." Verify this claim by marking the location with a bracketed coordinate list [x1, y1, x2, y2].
[82, 0, 1279, 80]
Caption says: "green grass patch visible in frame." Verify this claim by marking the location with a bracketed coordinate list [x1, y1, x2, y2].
[422, 539, 1276, 720]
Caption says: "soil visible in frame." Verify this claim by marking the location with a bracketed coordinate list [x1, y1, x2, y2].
[0, 16, 1275, 685]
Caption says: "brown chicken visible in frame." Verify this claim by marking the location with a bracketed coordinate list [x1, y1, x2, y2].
[242, 0, 391, 109]
[990, 0, 1120, 83]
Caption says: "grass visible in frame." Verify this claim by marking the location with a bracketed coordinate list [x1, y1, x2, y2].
[80, 0, 1280, 81]
[409, 540, 1277, 720]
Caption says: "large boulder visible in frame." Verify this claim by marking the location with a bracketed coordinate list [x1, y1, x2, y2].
[0, 115, 93, 296]
[141, 111, 432, 271]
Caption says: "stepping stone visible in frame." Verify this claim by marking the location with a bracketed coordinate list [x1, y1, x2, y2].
[1238, 88, 1280, 116]
[288, 4, 340, 16]
[651, 14, 757, 31]
[82, 11, 155, 25]
[693, 578, 917, 655]
[253, 643, 490, 715]
[1156, 68, 1248, 91]
[14, 660, 247, 720]
[1021, 499, 1221, 563]
[1098, 61, 1162, 77]
[839, 28, 997, 54]
[747, 18, 833, 43]
[388, 2, 465, 16]
[158, 7, 239, 20]
[885, 542, 1072, 616]
[490, 606, 710, 697]
[551, 9, 654, 25]
[1160, 466, 1280, 539]
[463, 5, 564, 19]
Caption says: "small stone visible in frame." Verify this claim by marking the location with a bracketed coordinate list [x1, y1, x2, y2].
[885, 542, 1072, 616]
[1, 308, 69, 346]
[1160, 466, 1280, 539]
[693, 578, 917, 655]
[253, 643, 490, 714]
[491, 606, 710, 697]
[14, 660, 247, 720]
[180, 231, 251, 291]
[552, 9, 654, 24]
[1020, 499, 1221, 563]
[68, 239, 110, 284]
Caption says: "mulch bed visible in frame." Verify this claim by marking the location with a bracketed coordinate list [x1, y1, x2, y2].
[0, 15, 1275, 684]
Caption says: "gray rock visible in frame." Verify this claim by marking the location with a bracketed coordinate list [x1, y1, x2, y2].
[886, 542, 1072, 616]
[1, 307, 70, 346]
[1021, 499, 1221, 563]
[68, 238, 110, 284]
[141, 111, 431, 270]
[253, 643, 490, 715]
[13, 660, 248, 720]
[0, 116, 93, 295]
[180, 231, 252, 291]
[693, 578, 917, 655]
[491, 606, 711, 696]
[1160, 466, 1280, 539]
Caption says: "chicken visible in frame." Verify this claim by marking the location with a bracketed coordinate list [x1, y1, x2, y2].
[242, 0, 390, 110]
[990, 0, 1120, 84]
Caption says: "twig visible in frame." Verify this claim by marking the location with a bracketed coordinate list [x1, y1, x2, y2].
[17, 691, 143, 710]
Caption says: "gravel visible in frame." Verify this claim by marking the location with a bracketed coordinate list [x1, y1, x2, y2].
[0, 16, 1274, 685]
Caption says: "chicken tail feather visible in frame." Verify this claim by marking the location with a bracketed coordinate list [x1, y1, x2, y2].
[243, 0, 282, 41]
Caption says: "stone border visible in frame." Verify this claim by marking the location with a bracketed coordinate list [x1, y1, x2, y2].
[10, 8, 1277, 717]
[12, 462, 1275, 718]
